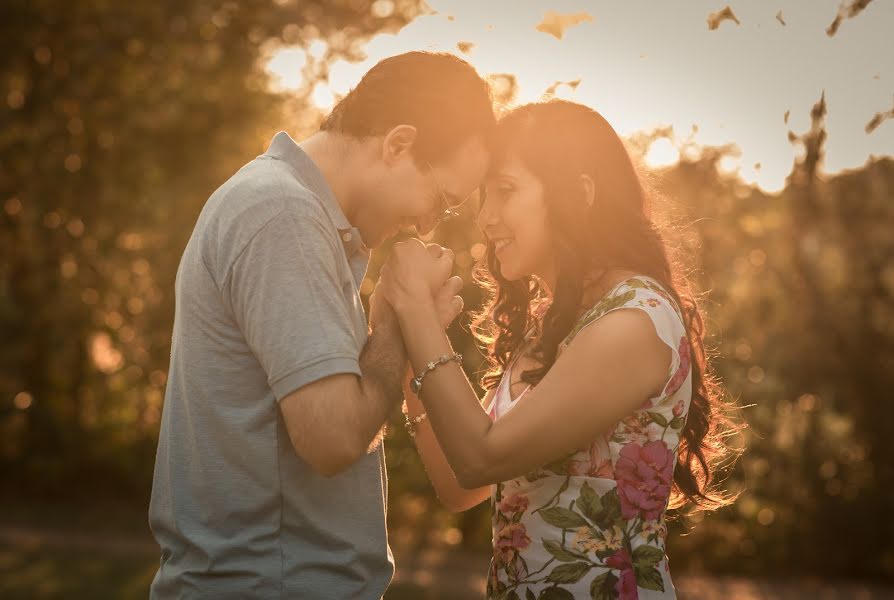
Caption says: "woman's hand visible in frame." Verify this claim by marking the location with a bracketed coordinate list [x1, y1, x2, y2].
[380, 239, 455, 314]
[434, 275, 464, 329]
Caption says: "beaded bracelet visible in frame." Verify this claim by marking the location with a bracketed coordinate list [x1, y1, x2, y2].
[404, 412, 428, 438]
[409, 352, 463, 395]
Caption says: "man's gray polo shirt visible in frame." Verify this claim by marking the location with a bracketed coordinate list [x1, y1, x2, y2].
[149, 132, 393, 599]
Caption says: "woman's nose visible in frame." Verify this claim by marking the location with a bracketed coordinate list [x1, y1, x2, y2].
[476, 194, 498, 229]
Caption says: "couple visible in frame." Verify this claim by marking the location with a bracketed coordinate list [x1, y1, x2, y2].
[149, 51, 733, 599]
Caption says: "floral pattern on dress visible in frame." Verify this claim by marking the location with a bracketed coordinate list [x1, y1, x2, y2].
[486, 276, 692, 600]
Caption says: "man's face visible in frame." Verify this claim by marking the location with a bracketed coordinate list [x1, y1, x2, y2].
[355, 133, 490, 248]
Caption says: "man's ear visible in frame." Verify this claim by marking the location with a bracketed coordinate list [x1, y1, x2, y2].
[381, 124, 418, 166]
[580, 173, 596, 209]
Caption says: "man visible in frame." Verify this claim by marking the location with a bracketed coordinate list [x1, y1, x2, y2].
[149, 51, 494, 599]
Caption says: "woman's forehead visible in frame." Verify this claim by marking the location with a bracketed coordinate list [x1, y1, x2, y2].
[486, 153, 528, 182]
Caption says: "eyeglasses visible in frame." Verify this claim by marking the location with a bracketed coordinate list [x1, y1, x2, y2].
[425, 161, 461, 225]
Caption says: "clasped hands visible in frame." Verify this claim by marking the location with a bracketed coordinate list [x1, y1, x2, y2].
[370, 238, 464, 334]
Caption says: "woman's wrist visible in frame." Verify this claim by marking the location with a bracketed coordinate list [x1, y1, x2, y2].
[393, 293, 439, 326]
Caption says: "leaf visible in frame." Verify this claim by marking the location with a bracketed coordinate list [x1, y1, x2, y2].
[543, 539, 589, 562]
[648, 411, 669, 427]
[593, 490, 622, 528]
[535, 10, 594, 40]
[632, 544, 665, 568]
[539, 586, 576, 600]
[706, 6, 740, 31]
[546, 561, 593, 584]
[590, 570, 620, 600]
[506, 591, 522, 600]
[634, 565, 665, 592]
[526, 589, 537, 600]
[507, 558, 519, 580]
[539, 507, 589, 529]
[669, 417, 685, 429]
[577, 481, 604, 523]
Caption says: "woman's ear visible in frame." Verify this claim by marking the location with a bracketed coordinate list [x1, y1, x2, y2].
[381, 124, 418, 166]
[579, 174, 596, 209]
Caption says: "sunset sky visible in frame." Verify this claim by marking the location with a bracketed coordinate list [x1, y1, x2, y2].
[267, 0, 893, 192]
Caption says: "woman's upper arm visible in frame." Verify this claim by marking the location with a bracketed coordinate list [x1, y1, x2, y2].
[473, 308, 672, 484]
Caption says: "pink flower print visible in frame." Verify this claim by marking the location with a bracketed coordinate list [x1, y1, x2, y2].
[615, 440, 674, 521]
[495, 522, 531, 565]
[605, 548, 638, 599]
[672, 398, 685, 418]
[498, 494, 529, 516]
[664, 337, 691, 397]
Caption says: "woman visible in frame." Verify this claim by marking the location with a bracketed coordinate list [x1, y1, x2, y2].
[379, 100, 739, 599]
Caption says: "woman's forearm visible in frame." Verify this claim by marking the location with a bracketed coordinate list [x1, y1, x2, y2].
[394, 300, 496, 487]
[402, 372, 490, 512]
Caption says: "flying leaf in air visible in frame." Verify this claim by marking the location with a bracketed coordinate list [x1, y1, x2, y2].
[536, 10, 594, 40]
[776, 10, 787, 26]
[456, 41, 475, 54]
[707, 6, 741, 30]
[865, 95, 894, 134]
[827, 0, 874, 36]
[545, 78, 581, 97]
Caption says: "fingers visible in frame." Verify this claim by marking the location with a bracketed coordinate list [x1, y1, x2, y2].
[444, 275, 463, 297]
[433, 247, 454, 280]
[452, 295, 464, 313]
[426, 243, 444, 259]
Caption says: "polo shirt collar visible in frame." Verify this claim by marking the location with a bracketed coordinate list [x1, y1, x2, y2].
[263, 131, 366, 257]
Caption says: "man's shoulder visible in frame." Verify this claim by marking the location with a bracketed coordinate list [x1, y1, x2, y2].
[215, 156, 329, 224]
[196, 157, 336, 285]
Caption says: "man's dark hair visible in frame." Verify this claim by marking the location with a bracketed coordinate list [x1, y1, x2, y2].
[320, 51, 495, 164]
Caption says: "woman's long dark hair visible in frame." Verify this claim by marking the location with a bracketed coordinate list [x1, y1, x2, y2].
[472, 100, 741, 511]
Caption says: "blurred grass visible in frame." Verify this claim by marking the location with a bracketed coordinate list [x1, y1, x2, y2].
[0, 542, 465, 600]
[0, 541, 155, 600]
[4, 539, 894, 600]
[3, 503, 893, 600]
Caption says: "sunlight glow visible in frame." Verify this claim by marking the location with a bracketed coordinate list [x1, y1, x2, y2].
[311, 82, 336, 110]
[264, 0, 894, 192]
[265, 46, 306, 91]
[645, 138, 680, 169]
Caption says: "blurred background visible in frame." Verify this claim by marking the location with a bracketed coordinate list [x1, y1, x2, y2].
[2, 1, 893, 598]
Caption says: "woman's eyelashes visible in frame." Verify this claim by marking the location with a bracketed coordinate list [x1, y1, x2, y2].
[493, 184, 514, 201]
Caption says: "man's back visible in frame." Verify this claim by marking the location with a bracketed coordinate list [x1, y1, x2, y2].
[149, 133, 393, 599]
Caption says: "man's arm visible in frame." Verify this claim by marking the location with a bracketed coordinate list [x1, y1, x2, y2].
[278, 245, 455, 476]
[279, 297, 406, 477]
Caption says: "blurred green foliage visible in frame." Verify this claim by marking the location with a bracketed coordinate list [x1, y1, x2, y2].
[2, 0, 893, 585]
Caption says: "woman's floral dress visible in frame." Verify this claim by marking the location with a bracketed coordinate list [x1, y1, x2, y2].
[484, 276, 692, 600]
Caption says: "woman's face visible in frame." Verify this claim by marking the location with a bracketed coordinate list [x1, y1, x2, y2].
[478, 153, 555, 284]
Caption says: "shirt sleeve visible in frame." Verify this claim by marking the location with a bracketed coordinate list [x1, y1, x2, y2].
[223, 206, 362, 401]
